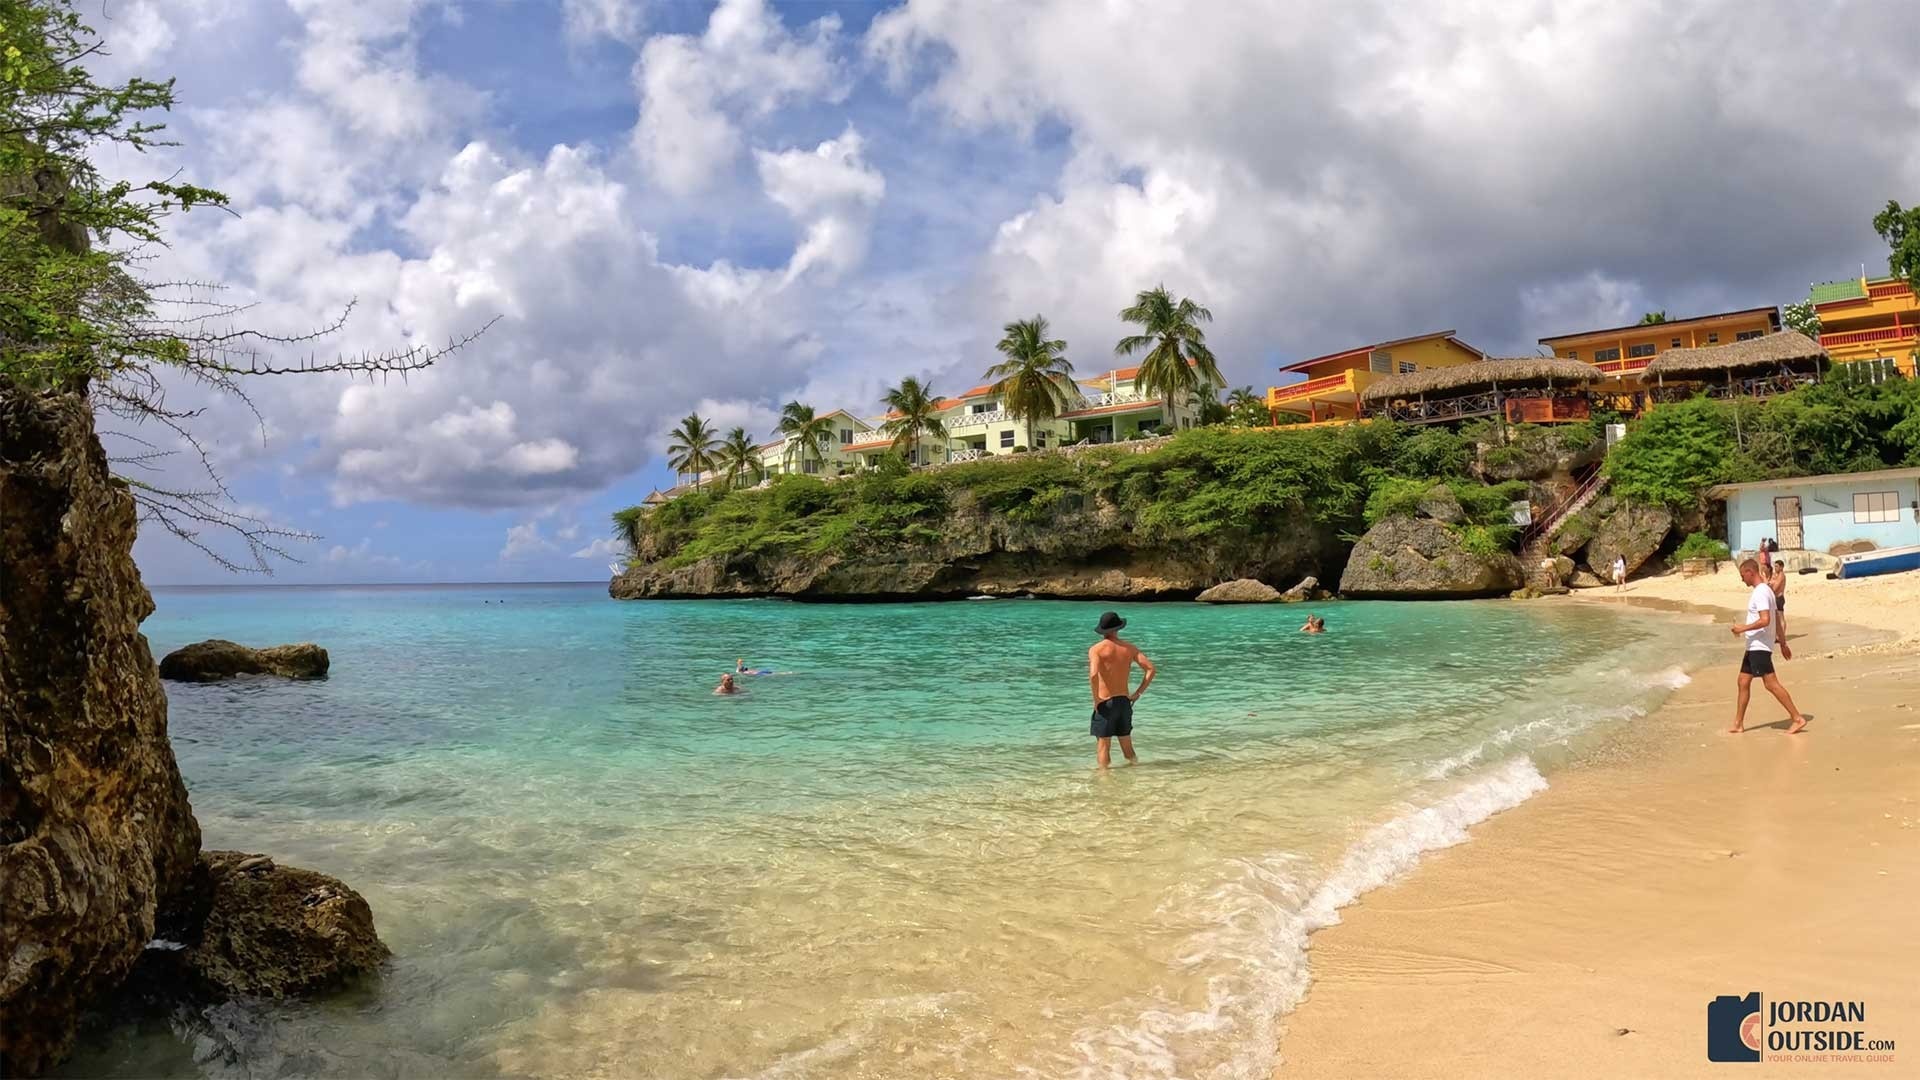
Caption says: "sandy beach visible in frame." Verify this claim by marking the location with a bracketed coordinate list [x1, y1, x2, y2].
[1276, 565, 1920, 1078]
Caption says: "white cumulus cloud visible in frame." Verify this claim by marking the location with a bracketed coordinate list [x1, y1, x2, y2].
[631, 0, 846, 195]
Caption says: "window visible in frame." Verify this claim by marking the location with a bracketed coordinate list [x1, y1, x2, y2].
[802, 459, 821, 475]
[1854, 491, 1899, 524]
[1560, 350, 1577, 360]
[1707, 332, 1719, 343]
[1627, 343, 1656, 358]
[1594, 347, 1621, 362]
[1034, 430, 1048, 448]
[1398, 361, 1417, 374]
[840, 428, 854, 445]
[1369, 351, 1392, 374]
[1737, 329, 1764, 341]
[1671, 338, 1682, 348]
[971, 402, 991, 414]
[999, 429, 1015, 448]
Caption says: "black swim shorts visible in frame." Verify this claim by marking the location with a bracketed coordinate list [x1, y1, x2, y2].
[1739, 650, 1775, 677]
[1091, 695, 1134, 738]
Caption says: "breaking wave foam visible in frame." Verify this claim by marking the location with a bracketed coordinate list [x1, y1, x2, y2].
[1056, 756, 1549, 1080]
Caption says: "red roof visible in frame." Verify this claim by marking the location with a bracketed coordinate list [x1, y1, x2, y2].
[1537, 307, 1781, 346]
[1278, 331, 1480, 374]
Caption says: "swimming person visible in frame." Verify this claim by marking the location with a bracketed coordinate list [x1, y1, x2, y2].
[1728, 558, 1805, 735]
[1088, 611, 1155, 768]
[1301, 615, 1326, 634]
[714, 673, 743, 696]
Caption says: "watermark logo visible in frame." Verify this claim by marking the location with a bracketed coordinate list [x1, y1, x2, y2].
[1709, 993, 1763, 1063]
[1708, 992, 1897, 1065]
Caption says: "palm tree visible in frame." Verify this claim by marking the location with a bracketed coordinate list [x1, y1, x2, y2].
[1115, 286, 1226, 427]
[777, 401, 836, 474]
[987, 316, 1075, 449]
[716, 427, 761, 489]
[1226, 386, 1265, 426]
[611, 506, 646, 558]
[880, 377, 949, 465]
[666, 412, 718, 490]
[1638, 310, 1668, 325]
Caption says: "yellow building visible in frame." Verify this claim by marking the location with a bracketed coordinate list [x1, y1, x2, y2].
[1266, 330, 1484, 422]
[1810, 274, 1918, 376]
[1539, 306, 1780, 381]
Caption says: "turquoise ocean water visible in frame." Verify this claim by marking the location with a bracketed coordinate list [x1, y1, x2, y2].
[63, 583, 1704, 1079]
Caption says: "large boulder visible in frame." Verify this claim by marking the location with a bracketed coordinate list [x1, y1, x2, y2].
[1279, 576, 1323, 602]
[1582, 501, 1674, 580]
[1338, 516, 1524, 599]
[1, 386, 201, 1076]
[1196, 578, 1283, 603]
[158, 640, 329, 682]
[173, 852, 388, 999]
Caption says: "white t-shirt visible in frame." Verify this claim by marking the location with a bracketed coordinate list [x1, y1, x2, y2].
[1613, 557, 1626, 580]
[1744, 583, 1777, 652]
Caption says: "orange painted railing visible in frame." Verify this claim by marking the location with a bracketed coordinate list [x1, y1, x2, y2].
[1268, 372, 1348, 405]
[1867, 281, 1914, 301]
[1821, 325, 1918, 348]
[1592, 356, 1651, 376]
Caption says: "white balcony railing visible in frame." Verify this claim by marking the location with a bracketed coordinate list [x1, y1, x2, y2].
[1082, 390, 1151, 408]
[946, 409, 1013, 430]
[948, 448, 990, 463]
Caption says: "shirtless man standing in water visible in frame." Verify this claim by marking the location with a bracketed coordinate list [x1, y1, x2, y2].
[1088, 611, 1155, 768]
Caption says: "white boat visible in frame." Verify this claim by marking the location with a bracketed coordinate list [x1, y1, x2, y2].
[1835, 544, 1920, 580]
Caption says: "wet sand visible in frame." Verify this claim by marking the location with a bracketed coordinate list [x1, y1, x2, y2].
[1276, 569, 1920, 1078]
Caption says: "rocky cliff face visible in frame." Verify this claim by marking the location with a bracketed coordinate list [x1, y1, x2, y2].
[0, 384, 388, 1075]
[0, 385, 202, 1075]
[1337, 515, 1524, 599]
[610, 495, 1341, 601]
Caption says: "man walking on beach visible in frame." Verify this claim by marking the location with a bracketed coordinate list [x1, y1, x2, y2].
[1089, 611, 1155, 768]
[1729, 559, 1807, 735]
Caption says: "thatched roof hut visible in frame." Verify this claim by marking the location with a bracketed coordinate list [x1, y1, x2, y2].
[1641, 332, 1828, 380]
[1359, 358, 1600, 403]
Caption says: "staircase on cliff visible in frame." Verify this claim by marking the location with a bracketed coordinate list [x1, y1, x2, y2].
[1519, 463, 1610, 565]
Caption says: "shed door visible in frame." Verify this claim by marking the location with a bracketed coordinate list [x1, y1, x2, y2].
[1773, 496, 1803, 550]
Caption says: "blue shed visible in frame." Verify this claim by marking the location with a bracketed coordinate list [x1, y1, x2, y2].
[1706, 467, 1920, 556]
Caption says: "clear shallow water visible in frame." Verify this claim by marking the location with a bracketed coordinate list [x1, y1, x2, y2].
[65, 584, 1702, 1079]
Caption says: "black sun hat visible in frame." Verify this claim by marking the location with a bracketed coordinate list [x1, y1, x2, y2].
[1095, 611, 1126, 634]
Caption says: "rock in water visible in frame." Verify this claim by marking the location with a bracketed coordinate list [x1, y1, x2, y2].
[158, 639, 329, 682]
[1, 385, 201, 1076]
[1279, 575, 1322, 602]
[1338, 516, 1524, 599]
[1582, 501, 1674, 581]
[179, 852, 389, 998]
[1195, 578, 1283, 603]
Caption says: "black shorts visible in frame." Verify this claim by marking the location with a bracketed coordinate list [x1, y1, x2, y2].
[1739, 651, 1775, 677]
[1091, 696, 1134, 738]
[1775, 595, 1786, 612]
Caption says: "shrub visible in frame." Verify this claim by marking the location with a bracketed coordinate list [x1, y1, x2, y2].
[1457, 523, 1516, 559]
[1672, 532, 1732, 562]
[1603, 398, 1736, 508]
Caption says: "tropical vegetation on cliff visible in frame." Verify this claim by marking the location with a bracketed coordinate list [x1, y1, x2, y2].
[616, 371, 1918, 575]
[1603, 374, 1920, 508]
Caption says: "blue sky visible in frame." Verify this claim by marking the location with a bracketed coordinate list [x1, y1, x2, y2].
[95, 0, 1918, 584]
